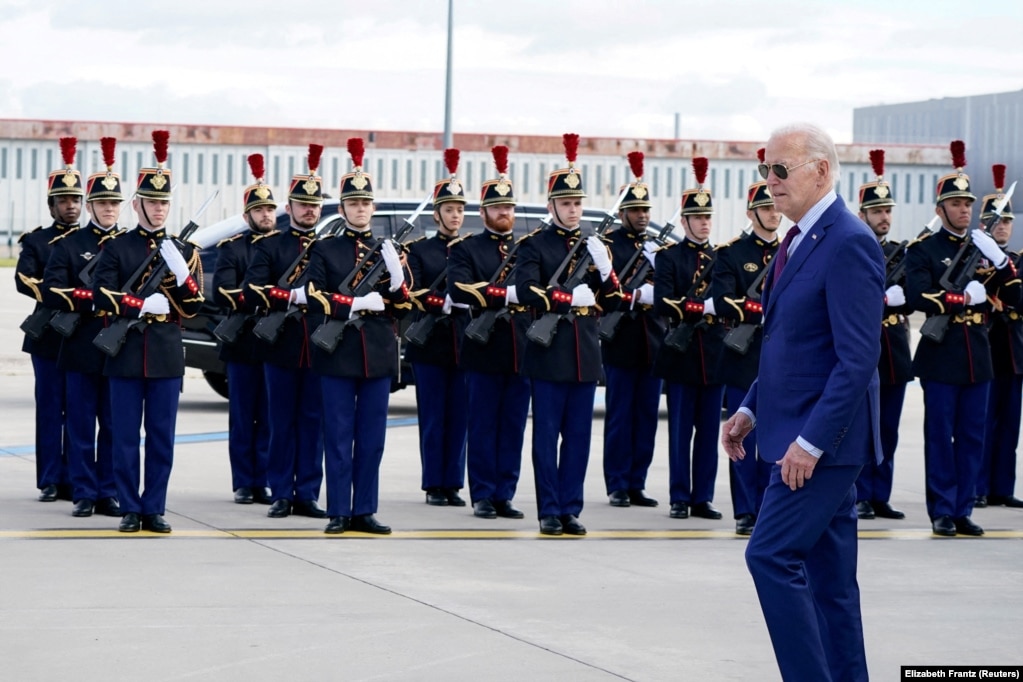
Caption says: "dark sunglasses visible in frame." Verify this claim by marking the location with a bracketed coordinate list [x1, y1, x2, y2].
[758, 158, 815, 180]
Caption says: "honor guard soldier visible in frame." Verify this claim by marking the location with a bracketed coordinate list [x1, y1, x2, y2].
[304, 137, 412, 535]
[977, 166, 1023, 508]
[654, 157, 725, 522]
[711, 149, 779, 534]
[448, 145, 530, 521]
[515, 133, 622, 536]
[91, 130, 205, 533]
[407, 149, 469, 508]
[905, 141, 1022, 537]
[242, 144, 327, 520]
[600, 152, 664, 509]
[15, 137, 80, 502]
[854, 150, 909, 521]
[213, 154, 275, 505]
[42, 137, 124, 518]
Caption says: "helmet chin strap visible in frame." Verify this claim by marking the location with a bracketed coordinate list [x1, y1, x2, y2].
[139, 199, 155, 230]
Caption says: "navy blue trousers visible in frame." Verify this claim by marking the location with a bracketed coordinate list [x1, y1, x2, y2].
[263, 364, 323, 504]
[412, 362, 468, 491]
[465, 371, 530, 505]
[109, 376, 180, 516]
[855, 382, 906, 503]
[979, 374, 1022, 498]
[65, 370, 115, 503]
[921, 379, 989, 519]
[530, 379, 595, 519]
[320, 375, 390, 518]
[665, 382, 724, 505]
[746, 464, 867, 682]
[31, 354, 68, 489]
[602, 364, 660, 494]
[725, 385, 771, 518]
[226, 361, 270, 492]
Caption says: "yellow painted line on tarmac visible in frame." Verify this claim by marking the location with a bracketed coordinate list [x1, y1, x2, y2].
[1, 528, 1022, 540]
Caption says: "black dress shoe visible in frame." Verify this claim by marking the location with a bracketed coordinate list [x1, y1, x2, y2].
[855, 500, 876, 520]
[669, 502, 689, 519]
[870, 500, 905, 519]
[95, 497, 121, 516]
[142, 514, 172, 533]
[988, 494, 1023, 508]
[425, 488, 449, 506]
[608, 490, 631, 507]
[72, 499, 95, 517]
[735, 513, 756, 535]
[253, 487, 273, 505]
[493, 500, 525, 519]
[324, 516, 350, 534]
[628, 489, 659, 507]
[690, 502, 723, 519]
[267, 499, 292, 518]
[539, 516, 563, 535]
[953, 516, 984, 536]
[473, 499, 498, 519]
[292, 500, 327, 518]
[444, 488, 467, 507]
[233, 487, 254, 504]
[38, 484, 58, 502]
[350, 514, 391, 535]
[560, 514, 587, 535]
[974, 495, 988, 508]
[119, 512, 141, 533]
[931, 516, 956, 537]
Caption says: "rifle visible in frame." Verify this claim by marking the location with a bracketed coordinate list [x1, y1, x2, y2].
[525, 185, 632, 347]
[92, 191, 218, 357]
[922, 182, 1016, 343]
[310, 193, 432, 353]
[19, 307, 56, 340]
[663, 251, 718, 352]
[463, 220, 545, 345]
[884, 216, 939, 290]
[598, 209, 680, 341]
[722, 256, 771, 355]
[404, 268, 449, 348]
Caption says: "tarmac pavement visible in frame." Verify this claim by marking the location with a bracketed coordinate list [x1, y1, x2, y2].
[1, 267, 1021, 681]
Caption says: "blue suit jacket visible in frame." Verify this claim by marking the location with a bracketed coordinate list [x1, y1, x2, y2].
[742, 196, 884, 467]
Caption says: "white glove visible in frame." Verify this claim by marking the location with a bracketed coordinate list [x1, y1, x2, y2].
[586, 235, 613, 281]
[159, 240, 190, 286]
[290, 288, 308, 305]
[570, 283, 596, 308]
[505, 285, 519, 305]
[702, 297, 716, 317]
[884, 285, 905, 307]
[380, 240, 405, 291]
[964, 280, 987, 306]
[972, 229, 1009, 269]
[349, 291, 385, 317]
[631, 282, 654, 309]
[643, 241, 657, 267]
[442, 294, 453, 315]
[140, 292, 170, 315]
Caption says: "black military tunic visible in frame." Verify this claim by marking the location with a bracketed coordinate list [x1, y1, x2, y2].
[15, 221, 77, 359]
[601, 227, 665, 370]
[406, 232, 465, 368]
[878, 239, 913, 386]
[214, 230, 270, 366]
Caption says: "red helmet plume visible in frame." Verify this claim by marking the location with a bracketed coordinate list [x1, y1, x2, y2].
[869, 149, 885, 179]
[562, 133, 579, 164]
[307, 144, 323, 174]
[248, 153, 265, 182]
[347, 138, 365, 169]
[756, 147, 766, 163]
[491, 145, 509, 175]
[152, 130, 169, 165]
[444, 148, 460, 176]
[100, 137, 116, 170]
[627, 151, 644, 180]
[692, 157, 709, 186]
[950, 140, 966, 170]
[59, 137, 77, 167]
[992, 164, 1006, 191]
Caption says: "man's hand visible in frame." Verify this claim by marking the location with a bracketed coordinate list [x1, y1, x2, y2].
[779, 441, 819, 491]
[721, 411, 753, 462]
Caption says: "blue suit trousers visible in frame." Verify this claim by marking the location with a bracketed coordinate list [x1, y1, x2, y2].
[921, 380, 989, 519]
[413, 362, 468, 491]
[263, 364, 323, 504]
[979, 374, 1022, 498]
[65, 370, 115, 502]
[665, 382, 723, 505]
[226, 361, 270, 492]
[31, 354, 67, 489]
[465, 371, 530, 504]
[602, 364, 661, 494]
[530, 379, 595, 519]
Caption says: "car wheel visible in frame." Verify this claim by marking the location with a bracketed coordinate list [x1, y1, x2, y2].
[203, 371, 229, 399]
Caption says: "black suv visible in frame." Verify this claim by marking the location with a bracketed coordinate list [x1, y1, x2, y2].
[184, 199, 632, 397]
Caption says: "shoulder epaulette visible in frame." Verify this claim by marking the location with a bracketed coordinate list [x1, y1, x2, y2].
[252, 231, 279, 243]
[49, 229, 77, 245]
[720, 234, 743, 247]
[216, 233, 245, 248]
[907, 231, 934, 248]
[516, 227, 543, 244]
[17, 226, 43, 244]
[98, 229, 124, 246]
[448, 233, 473, 248]
[406, 235, 427, 246]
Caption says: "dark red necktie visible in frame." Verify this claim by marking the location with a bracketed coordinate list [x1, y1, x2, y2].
[772, 225, 801, 282]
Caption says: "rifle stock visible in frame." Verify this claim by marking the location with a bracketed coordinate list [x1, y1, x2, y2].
[662, 252, 717, 353]
[213, 311, 248, 344]
[20, 308, 56, 339]
[598, 221, 676, 342]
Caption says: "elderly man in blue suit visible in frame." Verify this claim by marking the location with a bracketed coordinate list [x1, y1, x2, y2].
[722, 122, 884, 682]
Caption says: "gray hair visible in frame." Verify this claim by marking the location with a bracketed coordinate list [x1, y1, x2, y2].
[769, 122, 840, 187]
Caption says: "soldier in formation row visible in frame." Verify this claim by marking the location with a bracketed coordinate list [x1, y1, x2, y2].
[16, 132, 1023, 535]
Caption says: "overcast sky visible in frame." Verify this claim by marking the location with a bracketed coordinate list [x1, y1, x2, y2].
[1, 0, 1021, 144]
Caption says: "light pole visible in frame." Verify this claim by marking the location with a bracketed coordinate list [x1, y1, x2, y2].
[443, 0, 453, 149]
